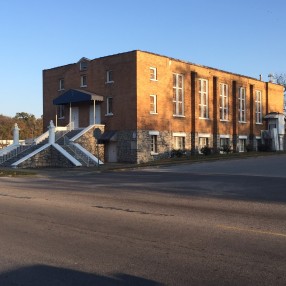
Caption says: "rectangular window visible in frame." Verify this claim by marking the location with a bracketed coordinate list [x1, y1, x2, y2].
[219, 83, 228, 120]
[238, 139, 246, 152]
[238, 87, 246, 122]
[81, 75, 87, 87]
[80, 61, 88, 71]
[255, 90, 262, 123]
[199, 137, 209, 149]
[220, 138, 230, 147]
[199, 79, 209, 119]
[150, 95, 157, 114]
[59, 79, 64, 91]
[151, 135, 158, 154]
[173, 136, 185, 150]
[106, 70, 114, 83]
[173, 73, 184, 116]
[106, 97, 113, 115]
[150, 67, 157, 81]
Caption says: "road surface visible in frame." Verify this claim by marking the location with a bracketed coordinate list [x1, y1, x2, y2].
[0, 155, 286, 285]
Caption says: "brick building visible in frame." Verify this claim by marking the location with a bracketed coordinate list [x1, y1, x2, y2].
[42, 50, 285, 163]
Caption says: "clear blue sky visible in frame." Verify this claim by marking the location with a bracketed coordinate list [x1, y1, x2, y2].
[0, 0, 285, 118]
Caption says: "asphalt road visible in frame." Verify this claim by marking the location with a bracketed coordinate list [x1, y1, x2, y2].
[0, 155, 286, 285]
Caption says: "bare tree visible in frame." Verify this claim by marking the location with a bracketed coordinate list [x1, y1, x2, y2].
[274, 73, 286, 89]
[273, 73, 286, 112]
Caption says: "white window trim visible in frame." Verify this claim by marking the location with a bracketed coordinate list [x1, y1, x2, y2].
[150, 132, 159, 155]
[237, 138, 247, 152]
[173, 135, 186, 150]
[219, 83, 229, 121]
[255, 90, 262, 124]
[106, 70, 114, 84]
[173, 132, 186, 137]
[105, 97, 113, 116]
[238, 87, 246, 123]
[150, 94, 158, 114]
[80, 75, 87, 87]
[150, 67, 158, 81]
[80, 61, 88, 71]
[149, 130, 159, 136]
[198, 133, 211, 138]
[199, 78, 209, 119]
[59, 79, 65, 91]
[173, 115, 186, 118]
[198, 137, 210, 153]
[219, 134, 230, 139]
[173, 73, 184, 116]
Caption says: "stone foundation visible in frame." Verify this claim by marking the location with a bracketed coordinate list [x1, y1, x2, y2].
[75, 125, 105, 163]
[17, 145, 75, 168]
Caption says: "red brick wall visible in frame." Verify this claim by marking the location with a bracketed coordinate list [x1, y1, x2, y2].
[136, 51, 284, 140]
[43, 52, 137, 131]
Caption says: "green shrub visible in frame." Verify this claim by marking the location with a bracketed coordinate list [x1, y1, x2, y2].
[171, 149, 185, 158]
[200, 146, 212, 155]
[221, 145, 232, 154]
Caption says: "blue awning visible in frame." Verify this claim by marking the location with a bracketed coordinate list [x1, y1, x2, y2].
[53, 89, 104, 105]
[97, 130, 117, 144]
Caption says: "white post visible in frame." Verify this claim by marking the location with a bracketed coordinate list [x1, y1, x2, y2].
[279, 135, 284, 151]
[48, 120, 56, 144]
[69, 102, 72, 131]
[13, 123, 20, 146]
[93, 100, 96, 125]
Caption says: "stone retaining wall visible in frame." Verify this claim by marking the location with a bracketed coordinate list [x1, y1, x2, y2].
[17, 145, 75, 168]
[75, 125, 105, 163]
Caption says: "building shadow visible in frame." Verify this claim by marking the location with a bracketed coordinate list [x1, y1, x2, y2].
[0, 264, 163, 286]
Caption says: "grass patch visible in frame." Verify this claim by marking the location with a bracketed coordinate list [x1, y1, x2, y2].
[139, 151, 286, 167]
[0, 169, 36, 177]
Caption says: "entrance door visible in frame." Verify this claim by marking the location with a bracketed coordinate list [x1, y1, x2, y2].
[107, 142, 117, 162]
[71, 107, 79, 129]
[89, 104, 101, 125]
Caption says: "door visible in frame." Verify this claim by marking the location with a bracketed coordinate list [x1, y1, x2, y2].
[71, 107, 79, 129]
[107, 142, 117, 162]
[89, 104, 101, 125]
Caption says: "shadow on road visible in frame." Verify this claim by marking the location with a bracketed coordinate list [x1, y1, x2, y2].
[0, 264, 163, 286]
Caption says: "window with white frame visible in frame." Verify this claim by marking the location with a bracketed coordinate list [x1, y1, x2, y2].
[80, 75, 87, 87]
[106, 97, 113, 115]
[219, 83, 228, 120]
[150, 67, 157, 81]
[173, 136, 185, 150]
[150, 95, 157, 114]
[151, 135, 158, 154]
[59, 79, 64, 91]
[106, 70, 114, 83]
[173, 73, 184, 116]
[199, 137, 209, 149]
[220, 137, 230, 148]
[238, 87, 246, 122]
[238, 139, 246, 152]
[149, 131, 159, 154]
[255, 90, 262, 123]
[80, 61, 88, 71]
[199, 79, 209, 119]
